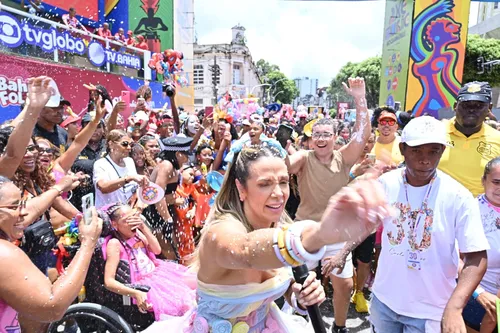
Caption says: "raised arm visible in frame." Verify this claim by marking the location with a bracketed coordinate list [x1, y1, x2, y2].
[169, 90, 181, 135]
[55, 97, 106, 173]
[106, 101, 126, 132]
[0, 211, 102, 322]
[339, 77, 371, 168]
[0, 77, 53, 179]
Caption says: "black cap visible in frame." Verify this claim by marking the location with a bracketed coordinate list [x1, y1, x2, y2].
[457, 82, 492, 103]
[161, 136, 193, 152]
[81, 112, 105, 126]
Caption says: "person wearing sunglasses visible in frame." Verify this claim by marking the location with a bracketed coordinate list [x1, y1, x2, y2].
[371, 106, 404, 167]
[93, 130, 149, 209]
[0, 175, 103, 331]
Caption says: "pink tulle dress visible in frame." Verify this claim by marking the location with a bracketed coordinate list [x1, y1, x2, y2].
[102, 235, 197, 320]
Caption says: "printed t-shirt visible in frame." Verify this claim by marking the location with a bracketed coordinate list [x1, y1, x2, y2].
[373, 169, 489, 321]
[438, 118, 500, 197]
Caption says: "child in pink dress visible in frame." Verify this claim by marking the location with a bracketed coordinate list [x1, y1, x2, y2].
[102, 203, 197, 320]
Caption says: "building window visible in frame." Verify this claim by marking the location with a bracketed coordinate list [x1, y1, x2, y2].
[194, 98, 203, 105]
[194, 65, 204, 85]
[233, 64, 241, 85]
[495, 2, 499, 9]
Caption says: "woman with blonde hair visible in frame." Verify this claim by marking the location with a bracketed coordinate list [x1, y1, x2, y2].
[93, 129, 148, 208]
[143, 144, 391, 333]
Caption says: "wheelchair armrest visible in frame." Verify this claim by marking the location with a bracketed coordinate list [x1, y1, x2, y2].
[125, 284, 151, 293]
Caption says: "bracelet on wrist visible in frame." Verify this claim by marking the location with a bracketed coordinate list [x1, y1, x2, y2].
[291, 293, 308, 316]
[50, 186, 64, 196]
[349, 172, 356, 180]
[288, 221, 326, 262]
[473, 287, 485, 299]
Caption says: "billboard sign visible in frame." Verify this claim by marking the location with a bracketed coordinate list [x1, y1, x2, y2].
[0, 12, 141, 69]
[0, 53, 170, 123]
[379, 0, 414, 109]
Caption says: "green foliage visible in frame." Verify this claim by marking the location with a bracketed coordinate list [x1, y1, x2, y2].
[329, 108, 337, 118]
[266, 71, 299, 104]
[256, 59, 280, 77]
[463, 35, 500, 86]
[329, 57, 382, 109]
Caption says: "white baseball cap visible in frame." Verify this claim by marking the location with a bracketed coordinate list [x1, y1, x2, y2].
[45, 79, 62, 108]
[401, 116, 452, 147]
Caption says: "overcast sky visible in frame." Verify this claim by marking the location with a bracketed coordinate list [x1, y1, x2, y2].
[195, 0, 480, 86]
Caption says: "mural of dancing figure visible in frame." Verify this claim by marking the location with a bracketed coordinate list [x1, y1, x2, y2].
[409, 0, 462, 118]
[134, 0, 169, 53]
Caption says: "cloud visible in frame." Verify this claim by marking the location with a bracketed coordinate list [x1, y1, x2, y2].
[195, 0, 479, 86]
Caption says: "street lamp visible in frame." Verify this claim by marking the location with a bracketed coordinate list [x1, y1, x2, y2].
[272, 90, 284, 102]
[250, 84, 271, 96]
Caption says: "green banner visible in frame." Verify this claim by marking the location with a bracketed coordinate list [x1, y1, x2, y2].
[128, 0, 174, 54]
[379, 0, 415, 110]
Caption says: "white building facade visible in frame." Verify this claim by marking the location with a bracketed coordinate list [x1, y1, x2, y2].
[470, 2, 500, 39]
[193, 25, 262, 110]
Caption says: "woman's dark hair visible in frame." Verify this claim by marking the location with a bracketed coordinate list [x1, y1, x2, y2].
[14, 136, 54, 192]
[105, 204, 138, 264]
[0, 126, 14, 155]
[158, 150, 182, 169]
[196, 143, 213, 156]
[371, 106, 396, 128]
[483, 156, 500, 180]
[336, 123, 350, 136]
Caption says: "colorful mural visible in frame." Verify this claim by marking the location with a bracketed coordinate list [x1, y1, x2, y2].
[405, 0, 471, 117]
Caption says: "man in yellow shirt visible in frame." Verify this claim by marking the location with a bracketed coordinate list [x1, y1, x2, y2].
[439, 81, 500, 197]
[371, 106, 404, 166]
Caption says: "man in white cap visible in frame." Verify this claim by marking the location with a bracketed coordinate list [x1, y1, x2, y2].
[33, 79, 70, 153]
[370, 116, 489, 333]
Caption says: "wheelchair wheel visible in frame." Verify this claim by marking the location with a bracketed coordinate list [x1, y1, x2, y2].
[47, 303, 135, 333]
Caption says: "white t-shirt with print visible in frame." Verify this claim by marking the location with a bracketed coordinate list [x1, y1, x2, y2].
[478, 194, 500, 294]
[373, 169, 489, 321]
[93, 156, 138, 208]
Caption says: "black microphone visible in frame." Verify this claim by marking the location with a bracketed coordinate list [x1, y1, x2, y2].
[292, 264, 327, 333]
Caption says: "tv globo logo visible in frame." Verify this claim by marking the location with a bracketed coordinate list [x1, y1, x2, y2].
[0, 12, 85, 54]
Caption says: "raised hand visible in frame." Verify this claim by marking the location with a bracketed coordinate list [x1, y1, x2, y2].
[342, 77, 366, 101]
[26, 76, 54, 109]
[318, 177, 392, 246]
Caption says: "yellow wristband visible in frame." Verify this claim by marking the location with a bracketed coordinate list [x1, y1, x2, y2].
[278, 226, 300, 266]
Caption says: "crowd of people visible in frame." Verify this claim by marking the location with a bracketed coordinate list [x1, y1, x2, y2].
[0, 74, 499, 333]
[17, 1, 149, 51]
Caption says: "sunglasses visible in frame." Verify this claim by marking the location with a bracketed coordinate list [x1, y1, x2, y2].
[38, 147, 55, 154]
[312, 132, 334, 140]
[26, 145, 39, 153]
[379, 119, 396, 126]
[0, 200, 27, 211]
[118, 141, 133, 148]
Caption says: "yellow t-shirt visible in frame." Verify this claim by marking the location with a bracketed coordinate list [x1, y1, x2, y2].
[371, 136, 404, 166]
[438, 118, 500, 197]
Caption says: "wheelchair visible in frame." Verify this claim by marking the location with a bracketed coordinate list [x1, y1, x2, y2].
[47, 213, 156, 333]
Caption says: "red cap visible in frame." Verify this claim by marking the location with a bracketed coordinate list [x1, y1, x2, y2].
[60, 115, 81, 128]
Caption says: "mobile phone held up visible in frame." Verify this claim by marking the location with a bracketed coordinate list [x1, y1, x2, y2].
[276, 124, 294, 149]
[81, 193, 94, 225]
[205, 106, 214, 118]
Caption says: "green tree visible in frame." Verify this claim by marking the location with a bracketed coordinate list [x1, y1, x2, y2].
[328, 57, 382, 109]
[256, 59, 280, 77]
[266, 71, 299, 104]
[463, 35, 500, 86]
